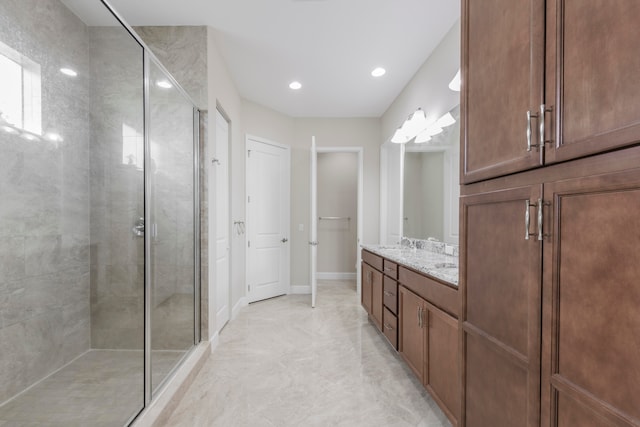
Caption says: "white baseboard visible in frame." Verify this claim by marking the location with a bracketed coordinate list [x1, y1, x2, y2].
[316, 272, 357, 280]
[231, 297, 248, 321]
[209, 331, 219, 353]
[290, 285, 311, 294]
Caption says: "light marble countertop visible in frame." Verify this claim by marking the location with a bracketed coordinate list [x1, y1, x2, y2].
[361, 244, 459, 287]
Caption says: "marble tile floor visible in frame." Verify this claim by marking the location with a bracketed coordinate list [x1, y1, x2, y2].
[0, 349, 185, 427]
[161, 280, 452, 427]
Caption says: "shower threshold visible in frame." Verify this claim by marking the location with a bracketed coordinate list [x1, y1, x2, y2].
[0, 349, 185, 427]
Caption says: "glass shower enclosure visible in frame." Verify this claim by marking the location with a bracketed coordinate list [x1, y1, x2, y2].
[0, 1, 200, 425]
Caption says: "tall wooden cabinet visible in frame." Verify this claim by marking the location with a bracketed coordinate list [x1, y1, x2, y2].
[463, 0, 640, 185]
[462, 1, 640, 426]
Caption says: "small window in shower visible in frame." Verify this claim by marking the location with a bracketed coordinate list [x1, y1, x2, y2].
[0, 41, 41, 136]
[122, 123, 144, 169]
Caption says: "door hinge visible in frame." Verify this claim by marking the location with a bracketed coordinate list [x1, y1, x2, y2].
[248, 196, 251, 203]
[248, 240, 251, 248]
[247, 150, 251, 158]
[248, 284, 251, 292]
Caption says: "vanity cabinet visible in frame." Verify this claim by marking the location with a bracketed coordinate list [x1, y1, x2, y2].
[382, 259, 399, 349]
[361, 250, 383, 330]
[400, 285, 460, 426]
[462, 0, 640, 184]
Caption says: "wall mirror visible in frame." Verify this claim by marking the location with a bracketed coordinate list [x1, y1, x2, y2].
[402, 104, 460, 244]
[380, 104, 460, 245]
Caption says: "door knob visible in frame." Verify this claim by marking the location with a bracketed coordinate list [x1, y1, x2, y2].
[281, 238, 288, 243]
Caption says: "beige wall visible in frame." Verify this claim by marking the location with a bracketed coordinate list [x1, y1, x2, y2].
[317, 153, 358, 274]
[291, 118, 381, 288]
[241, 103, 381, 289]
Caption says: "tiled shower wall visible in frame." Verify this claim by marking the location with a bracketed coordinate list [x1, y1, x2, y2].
[0, 0, 91, 403]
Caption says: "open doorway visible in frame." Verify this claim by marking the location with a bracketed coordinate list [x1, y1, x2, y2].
[310, 144, 363, 307]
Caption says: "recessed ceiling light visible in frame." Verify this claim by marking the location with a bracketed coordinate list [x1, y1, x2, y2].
[156, 80, 173, 89]
[371, 67, 386, 77]
[60, 68, 77, 77]
[289, 81, 302, 90]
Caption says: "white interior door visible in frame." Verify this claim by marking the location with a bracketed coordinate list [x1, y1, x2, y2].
[310, 137, 318, 308]
[214, 109, 230, 331]
[246, 136, 290, 303]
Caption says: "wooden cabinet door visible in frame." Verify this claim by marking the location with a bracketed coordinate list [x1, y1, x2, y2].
[371, 268, 383, 330]
[544, 0, 640, 165]
[460, 184, 543, 427]
[426, 303, 460, 426]
[399, 286, 426, 383]
[462, 0, 545, 183]
[541, 169, 640, 426]
[361, 262, 373, 315]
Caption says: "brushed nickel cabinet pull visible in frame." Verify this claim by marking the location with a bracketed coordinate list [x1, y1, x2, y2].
[537, 198, 544, 241]
[417, 306, 421, 328]
[384, 323, 394, 331]
[383, 291, 393, 297]
[527, 110, 539, 152]
[525, 200, 534, 240]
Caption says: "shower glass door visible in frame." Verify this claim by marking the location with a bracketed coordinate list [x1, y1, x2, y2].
[147, 58, 197, 395]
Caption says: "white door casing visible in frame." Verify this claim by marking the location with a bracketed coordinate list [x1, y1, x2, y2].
[214, 109, 230, 331]
[310, 138, 318, 308]
[310, 141, 364, 306]
[246, 136, 290, 303]
[380, 142, 403, 245]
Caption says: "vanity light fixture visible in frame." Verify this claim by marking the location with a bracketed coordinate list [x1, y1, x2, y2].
[436, 112, 456, 128]
[448, 69, 460, 92]
[371, 67, 386, 77]
[414, 131, 431, 144]
[156, 80, 173, 89]
[289, 81, 302, 90]
[60, 67, 77, 77]
[394, 108, 456, 144]
[391, 127, 411, 144]
[401, 108, 427, 139]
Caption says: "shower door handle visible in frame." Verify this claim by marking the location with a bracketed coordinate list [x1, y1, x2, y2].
[132, 217, 144, 237]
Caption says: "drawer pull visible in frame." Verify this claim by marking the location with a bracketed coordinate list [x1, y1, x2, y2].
[384, 323, 394, 331]
[383, 291, 394, 297]
[384, 267, 394, 272]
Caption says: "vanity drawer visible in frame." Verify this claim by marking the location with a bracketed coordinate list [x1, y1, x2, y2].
[383, 276, 398, 314]
[383, 259, 398, 278]
[362, 250, 383, 271]
[383, 307, 398, 350]
[399, 266, 459, 318]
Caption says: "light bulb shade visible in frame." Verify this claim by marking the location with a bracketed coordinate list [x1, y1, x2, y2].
[436, 112, 456, 128]
[426, 125, 443, 136]
[391, 128, 410, 143]
[414, 130, 432, 143]
[402, 108, 428, 138]
[449, 69, 461, 92]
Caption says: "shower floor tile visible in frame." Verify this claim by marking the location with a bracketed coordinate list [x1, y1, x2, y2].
[0, 349, 185, 427]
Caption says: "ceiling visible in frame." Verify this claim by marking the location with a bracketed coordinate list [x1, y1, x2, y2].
[88, 0, 460, 118]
